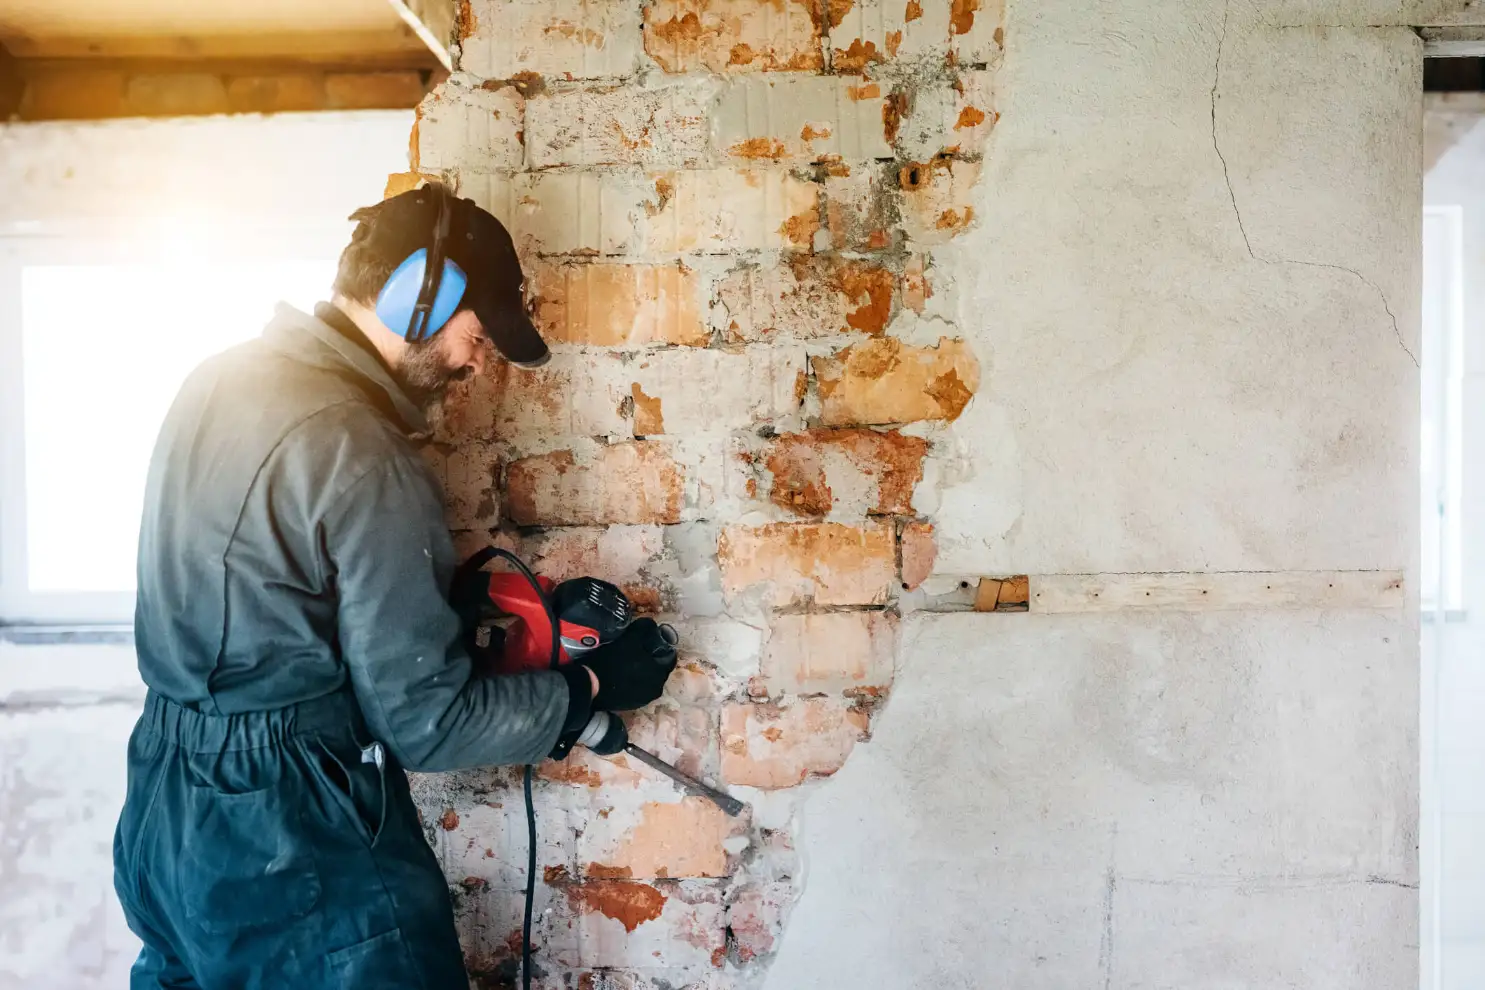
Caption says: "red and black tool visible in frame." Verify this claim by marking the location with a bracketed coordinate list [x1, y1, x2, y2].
[459, 550, 745, 817]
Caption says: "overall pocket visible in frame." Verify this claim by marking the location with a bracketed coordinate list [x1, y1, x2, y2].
[181, 783, 322, 934]
[302, 734, 389, 848]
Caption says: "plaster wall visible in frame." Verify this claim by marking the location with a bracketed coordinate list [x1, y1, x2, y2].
[771, 5, 1427, 986]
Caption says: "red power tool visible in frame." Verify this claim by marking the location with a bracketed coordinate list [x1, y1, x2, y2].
[457, 549, 744, 817]
[483, 572, 633, 674]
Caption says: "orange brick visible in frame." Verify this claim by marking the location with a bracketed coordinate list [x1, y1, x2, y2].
[757, 428, 927, 518]
[900, 521, 936, 590]
[898, 157, 981, 243]
[760, 612, 896, 694]
[579, 797, 737, 879]
[506, 442, 683, 526]
[460, 0, 644, 79]
[721, 698, 868, 788]
[717, 521, 895, 607]
[717, 256, 896, 341]
[530, 263, 708, 347]
[644, 0, 824, 74]
[324, 71, 426, 110]
[812, 337, 980, 426]
[526, 83, 713, 167]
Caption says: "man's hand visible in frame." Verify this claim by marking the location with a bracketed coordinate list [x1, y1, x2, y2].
[579, 619, 678, 711]
[586, 666, 599, 699]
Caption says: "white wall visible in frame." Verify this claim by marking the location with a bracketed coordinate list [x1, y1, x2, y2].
[767, 4, 1428, 987]
[1424, 108, 1485, 990]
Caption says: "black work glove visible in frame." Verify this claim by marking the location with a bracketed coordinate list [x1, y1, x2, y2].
[581, 618, 678, 712]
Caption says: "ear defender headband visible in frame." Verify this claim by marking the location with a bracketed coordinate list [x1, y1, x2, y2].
[375, 184, 470, 343]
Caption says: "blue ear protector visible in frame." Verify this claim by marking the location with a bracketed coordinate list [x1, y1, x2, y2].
[375, 185, 469, 343]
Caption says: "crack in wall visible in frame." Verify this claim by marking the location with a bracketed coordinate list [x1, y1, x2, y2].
[1209, 0, 1420, 369]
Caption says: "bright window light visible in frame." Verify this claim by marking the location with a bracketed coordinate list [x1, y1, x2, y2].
[1421, 205, 1464, 612]
[20, 257, 337, 593]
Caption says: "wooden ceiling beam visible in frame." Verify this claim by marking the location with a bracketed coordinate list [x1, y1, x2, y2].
[0, 43, 22, 118]
[0, 28, 431, 63]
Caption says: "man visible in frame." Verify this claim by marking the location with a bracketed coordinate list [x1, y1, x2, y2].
[113, 184, 674, 988]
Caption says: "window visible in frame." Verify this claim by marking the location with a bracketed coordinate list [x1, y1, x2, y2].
[0, 110, 415, 628]
[0, 231, 343, 625]
[1422, 205, 1465, 613]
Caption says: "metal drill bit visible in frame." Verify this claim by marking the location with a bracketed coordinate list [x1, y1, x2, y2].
[624, 744, 747, 817]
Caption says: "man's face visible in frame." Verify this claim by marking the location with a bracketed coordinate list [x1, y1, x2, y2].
[395, 308, 492, 408]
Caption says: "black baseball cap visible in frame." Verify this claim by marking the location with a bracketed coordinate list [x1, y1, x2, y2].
[348, 183, 550, 367]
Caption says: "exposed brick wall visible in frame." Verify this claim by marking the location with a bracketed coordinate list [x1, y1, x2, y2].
[408, 0, 999, 982]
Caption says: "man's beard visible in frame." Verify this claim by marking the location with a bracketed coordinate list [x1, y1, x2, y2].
[395, 336, 471, 416]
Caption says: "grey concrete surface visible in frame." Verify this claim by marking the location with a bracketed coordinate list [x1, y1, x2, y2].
[0, 644, 142, 990]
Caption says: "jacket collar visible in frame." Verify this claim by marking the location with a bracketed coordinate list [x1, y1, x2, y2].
[261, 303, 429, 435]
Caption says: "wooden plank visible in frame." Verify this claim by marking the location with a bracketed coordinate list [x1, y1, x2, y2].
[1030, 571, 1405, 614]
[385, 0, 456, 71]
[1, 30, 431, 62]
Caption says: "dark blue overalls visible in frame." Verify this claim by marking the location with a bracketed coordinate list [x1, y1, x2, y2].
[113, 304, 588, 988]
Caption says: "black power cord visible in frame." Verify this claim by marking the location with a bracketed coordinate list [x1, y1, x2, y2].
[462, 547, 560, 990]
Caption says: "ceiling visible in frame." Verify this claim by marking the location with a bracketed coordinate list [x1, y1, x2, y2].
[0, 0, 428, 60]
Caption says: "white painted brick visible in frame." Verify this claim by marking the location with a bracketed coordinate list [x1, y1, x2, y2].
[627, 345, 808, 434]
[458, 0, 644, 80]
[645, 169, 820, 253]
[490, 346, 804, 443]
[644, 0, 824, 74]
[457, 170, 664, 255]
[896, 69, 997, 160]
[527, 81, 717, 168]
[950, 0, 1004, 63]
[715, 75, 892, 162]
[416, 78, 524, 172]
[829, 0, 952, 67]
[899, 157, 981, 244]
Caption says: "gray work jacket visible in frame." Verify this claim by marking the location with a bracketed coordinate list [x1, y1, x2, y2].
[132, 303, 571, 770]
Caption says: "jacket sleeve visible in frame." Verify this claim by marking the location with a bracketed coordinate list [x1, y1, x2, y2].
[322, 455, 580, 772]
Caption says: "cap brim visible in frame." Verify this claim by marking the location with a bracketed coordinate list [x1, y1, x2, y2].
[474, 293, 550, 368]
